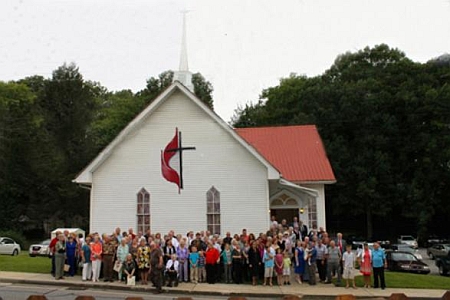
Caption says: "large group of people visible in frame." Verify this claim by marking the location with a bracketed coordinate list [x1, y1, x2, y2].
[48, 216, 387, 293]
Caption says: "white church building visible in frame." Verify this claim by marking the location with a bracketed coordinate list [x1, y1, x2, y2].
[74, 13, 335, 236]
[74, 80, 335, 236]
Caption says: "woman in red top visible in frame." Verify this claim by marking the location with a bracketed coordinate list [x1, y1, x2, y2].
[204, 242, 219, 284]
[90, 235, 103, 282]
[358, 243, 372, 288]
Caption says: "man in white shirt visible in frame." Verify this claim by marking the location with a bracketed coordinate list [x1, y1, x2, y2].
[342, 244, 357, 289]
[169, 230, 179, 248]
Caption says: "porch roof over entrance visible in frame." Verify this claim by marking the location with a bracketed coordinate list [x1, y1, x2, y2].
[278, 178, 318, 197]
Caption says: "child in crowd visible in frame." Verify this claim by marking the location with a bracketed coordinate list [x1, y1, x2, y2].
[263, 243, 275, 286]
[198, 250, 206, 283]
[274, 248, 284, 286]
[189, 246, 199, 284]
[282, 251, 292, 285]
[342, 244, 357, 289]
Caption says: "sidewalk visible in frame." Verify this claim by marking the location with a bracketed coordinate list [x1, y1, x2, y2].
[0, 271, 447, 299]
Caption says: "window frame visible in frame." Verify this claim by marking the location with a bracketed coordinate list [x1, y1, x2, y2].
[206, 186, 221, 235]
[137, 188, 150, 234]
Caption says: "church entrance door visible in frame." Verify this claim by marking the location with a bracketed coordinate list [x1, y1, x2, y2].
[271, 209, 298, 225]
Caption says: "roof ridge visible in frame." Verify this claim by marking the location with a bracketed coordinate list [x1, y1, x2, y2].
[235, 124, 317, 130]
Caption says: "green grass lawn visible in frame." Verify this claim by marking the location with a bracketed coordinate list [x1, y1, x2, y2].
[1, 254, 449, 289]
[0, 252, 51, 274]
[349, 272, 450, 289]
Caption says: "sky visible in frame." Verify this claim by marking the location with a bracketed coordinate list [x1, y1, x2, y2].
[1, 0, 449, 122]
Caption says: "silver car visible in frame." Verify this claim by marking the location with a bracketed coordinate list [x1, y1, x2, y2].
[28, 239, 51, 257]
[427, 244, 450, 260]
[0, 237, 21, 256]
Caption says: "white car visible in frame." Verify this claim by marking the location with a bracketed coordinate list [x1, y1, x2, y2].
[29, 239, 51, 257]
[0, 237, 21, 256]
[397, 235, 418, 249]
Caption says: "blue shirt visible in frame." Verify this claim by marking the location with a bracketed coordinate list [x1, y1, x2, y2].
[82, 244, 91, 263]
[372, 248, 385, 268]
[263, 248, 275, 268]
[66, 241, 77, 256]
[189, 252, 199, 266]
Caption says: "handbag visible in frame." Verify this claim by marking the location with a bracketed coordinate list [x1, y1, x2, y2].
[113, 260, 123, 273]
[64, 264, 70, 272]
[127, 276, 136, 286]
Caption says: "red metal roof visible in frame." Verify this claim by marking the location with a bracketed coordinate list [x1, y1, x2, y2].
[235, 125, 336, 183]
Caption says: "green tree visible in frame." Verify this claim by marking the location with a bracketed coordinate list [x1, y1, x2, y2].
[92, 70, 214, 151]
[0, 81, 41, 229]
[232, 44, 450, 239]
[192, 72, 214, 109]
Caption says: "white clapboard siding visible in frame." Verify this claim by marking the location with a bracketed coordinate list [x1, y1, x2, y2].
[90, 89, 270, 236]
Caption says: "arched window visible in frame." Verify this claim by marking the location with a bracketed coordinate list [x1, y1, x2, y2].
[206, 186, 220, 235]
[137, 188, 150, 234]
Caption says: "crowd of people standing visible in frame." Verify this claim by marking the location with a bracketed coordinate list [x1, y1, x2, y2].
[48, 216, 387, 293]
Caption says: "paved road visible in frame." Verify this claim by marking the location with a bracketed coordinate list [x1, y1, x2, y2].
[0, 283, 274, 300]
[0, 283, 220, 300]
[417, 248, 439, 275]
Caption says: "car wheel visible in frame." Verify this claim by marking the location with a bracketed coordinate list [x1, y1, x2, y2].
[429, 253, 434, 260]
[439, 265, 448, 276]
[29, 254, 36, 257]
[12, 249, 19, 256]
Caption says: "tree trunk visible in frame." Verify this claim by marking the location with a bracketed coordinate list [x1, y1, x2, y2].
[366, 207, 373, 239]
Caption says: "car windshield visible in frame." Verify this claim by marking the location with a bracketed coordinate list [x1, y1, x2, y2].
[392, 252, 418, 261]
[401, 236, 415, 241]
[42, 240, 51, 245]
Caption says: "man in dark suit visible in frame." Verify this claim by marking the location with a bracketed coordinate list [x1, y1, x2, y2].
[299, 221, 308, 241]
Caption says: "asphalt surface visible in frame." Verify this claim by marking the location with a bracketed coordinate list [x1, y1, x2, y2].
[417, 248, 439, 275]
[0, 283, 242, 300]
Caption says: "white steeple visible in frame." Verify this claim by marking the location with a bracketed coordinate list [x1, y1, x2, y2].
[174, 10, 194, 92]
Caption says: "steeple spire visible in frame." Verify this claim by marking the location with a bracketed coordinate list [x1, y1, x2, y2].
[174, 10, 194, 92]
[179, 10, 189, 72]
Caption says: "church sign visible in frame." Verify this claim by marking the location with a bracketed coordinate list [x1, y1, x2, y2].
[160, 128, 196, 193]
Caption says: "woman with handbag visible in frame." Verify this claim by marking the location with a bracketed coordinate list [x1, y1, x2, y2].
[66, 235, 78, 277]
[54, 234, 66, 280]
[123, 253, 136, 284]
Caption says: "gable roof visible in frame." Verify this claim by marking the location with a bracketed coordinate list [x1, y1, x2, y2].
[235, 125, 336, 183]
[74, 81, 280, 184]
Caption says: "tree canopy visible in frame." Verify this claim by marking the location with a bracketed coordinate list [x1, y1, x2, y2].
[0, 67, 214, 237]
[233, 44, 450, 239]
